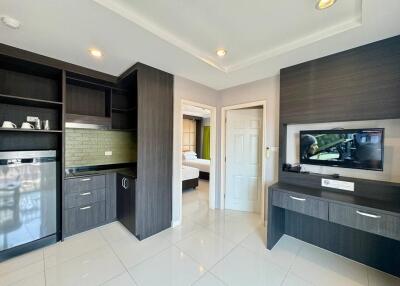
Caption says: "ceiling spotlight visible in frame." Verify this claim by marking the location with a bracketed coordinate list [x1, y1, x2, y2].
[316, 0, 337, 10]
[1, 15, 21, 29]
[216, 49, 227, 57]
[89, 48, 102, 58]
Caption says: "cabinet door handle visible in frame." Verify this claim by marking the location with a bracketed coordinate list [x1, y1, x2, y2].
[80, 192, 91, 196]
[289, 196, 306, 202]
[356, 210, 381, 219]
[81, 178, 91, 182]
[80, 206, 92, 210]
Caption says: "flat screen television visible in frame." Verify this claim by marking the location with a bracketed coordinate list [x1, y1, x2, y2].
[299, 128, 384, 171]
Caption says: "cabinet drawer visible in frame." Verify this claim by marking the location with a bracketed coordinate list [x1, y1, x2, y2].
[272, 190, 329, 220]
[65, 175, 106, 193]
[64, 188, 106, 209]
[64, 201, 106, 236]
[329, 203, 400, 241]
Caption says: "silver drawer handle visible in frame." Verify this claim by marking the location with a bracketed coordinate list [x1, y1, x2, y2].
[290, 196, 306, 202]
[356, 210, 381, 219]
[80, 206, 92, 210]
[81, 178, 91, 182]
[80, 192, 91, 196]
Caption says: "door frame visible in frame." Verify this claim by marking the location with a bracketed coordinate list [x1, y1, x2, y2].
[175, 99, 217, 225]
[220, 100, 267, 219]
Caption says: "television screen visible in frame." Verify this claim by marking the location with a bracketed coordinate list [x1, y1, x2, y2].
[299, 128, 384, 171]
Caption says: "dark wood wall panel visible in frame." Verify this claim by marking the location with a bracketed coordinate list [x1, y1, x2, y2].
[0, 68, 60, 102]
[280, 35, 400, 124]
[135, 64, 173, 239]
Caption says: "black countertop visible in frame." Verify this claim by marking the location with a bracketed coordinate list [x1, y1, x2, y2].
[271, 182, 400, 215]
[65, 163, 136, 178]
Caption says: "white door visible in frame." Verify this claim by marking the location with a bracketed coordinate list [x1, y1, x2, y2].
[225, 109, 262, 212]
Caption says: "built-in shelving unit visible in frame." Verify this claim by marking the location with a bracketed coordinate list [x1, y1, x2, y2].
[0, 94, 63, 108]
[0, 128, 63, 133]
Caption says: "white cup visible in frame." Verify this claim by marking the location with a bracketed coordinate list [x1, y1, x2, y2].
[2, 121, 17, 128]
[21, 122, 34, 129]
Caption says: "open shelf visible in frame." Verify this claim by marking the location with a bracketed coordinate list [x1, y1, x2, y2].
[112, 107, 136, 113]
[0, 128, 62, 133]
[0, 94, 63, 109]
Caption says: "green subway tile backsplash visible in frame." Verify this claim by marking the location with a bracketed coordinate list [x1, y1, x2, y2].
[65, 129, 136, 167]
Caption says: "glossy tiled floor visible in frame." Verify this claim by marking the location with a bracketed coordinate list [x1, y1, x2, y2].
[1, 180, 399, 286]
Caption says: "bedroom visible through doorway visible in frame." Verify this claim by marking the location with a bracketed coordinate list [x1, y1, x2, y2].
[180, 101, 216, 223]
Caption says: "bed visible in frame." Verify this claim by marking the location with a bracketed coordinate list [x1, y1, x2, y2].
[182, 165, 199, 190]
[182, 151, 210, 180]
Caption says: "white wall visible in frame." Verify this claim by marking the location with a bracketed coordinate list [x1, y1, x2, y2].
[173, 76, 219, 224]
[219, 76, 280, 218]
[286, 119, 400, 183]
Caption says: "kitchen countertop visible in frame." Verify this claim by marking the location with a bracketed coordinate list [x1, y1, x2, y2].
[65, 163, 136, 179]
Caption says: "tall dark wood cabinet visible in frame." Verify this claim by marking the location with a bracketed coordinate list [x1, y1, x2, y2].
[120, 63, 173, 240]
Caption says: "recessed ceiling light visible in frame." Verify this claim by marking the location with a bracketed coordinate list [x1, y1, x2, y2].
[1, 15, 21, 29]
[316, 0, 337, 10]
[89, 48, 102, 58]
[216, 49, 227, 57]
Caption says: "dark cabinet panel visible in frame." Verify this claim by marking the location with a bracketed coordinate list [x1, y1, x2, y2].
[117, 174, 136, 235]
[106, 173, 117, 222]
[135, 64, 173, 239]
[64, 201, 106, 236]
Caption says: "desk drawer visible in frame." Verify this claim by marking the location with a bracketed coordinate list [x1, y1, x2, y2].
[272, 190, 328, 220]
[65, 175, 106, 193]
[329, 203, 400, 241]
[64, 201, 106, 236]
[64, 188, 106, 209]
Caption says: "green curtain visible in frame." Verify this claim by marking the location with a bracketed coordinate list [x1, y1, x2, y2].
[202, 126, 211, 160]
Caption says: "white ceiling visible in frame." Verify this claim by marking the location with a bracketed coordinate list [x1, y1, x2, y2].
[182, 104, 211, 118]
[0, 0, 399, 90]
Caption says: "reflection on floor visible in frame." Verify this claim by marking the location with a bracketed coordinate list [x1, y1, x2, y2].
[0, 180, 399, 285]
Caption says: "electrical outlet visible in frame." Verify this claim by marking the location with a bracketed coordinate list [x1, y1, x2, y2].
[105, 151, 112, 156]
[27, 116, 39, 122]
[321, 178, 354, 191]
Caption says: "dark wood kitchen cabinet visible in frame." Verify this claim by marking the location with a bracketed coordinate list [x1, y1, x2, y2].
[119, 63, 173, 240]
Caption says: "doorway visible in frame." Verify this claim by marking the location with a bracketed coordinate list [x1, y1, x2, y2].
[177, 100, 217, 225]
[221, 101, 266, 219]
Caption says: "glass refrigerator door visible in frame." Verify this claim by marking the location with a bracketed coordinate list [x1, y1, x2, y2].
[0, 158, 56, 251]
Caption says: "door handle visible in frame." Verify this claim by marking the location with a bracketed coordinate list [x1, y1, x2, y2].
[289, 196, 306, 202]
[356, 210, 381, 219]
[80, 206, 92, 210]
[122, 177, 129, 189]
[81, 178, 91, 182]
[80, 192, 91, 196]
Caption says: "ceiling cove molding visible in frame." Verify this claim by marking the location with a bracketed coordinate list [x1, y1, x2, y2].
[94, 0, 363, 74]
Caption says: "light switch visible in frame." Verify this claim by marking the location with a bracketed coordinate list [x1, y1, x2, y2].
[321, 178, 354, 191]
[105, 151, 112, 156]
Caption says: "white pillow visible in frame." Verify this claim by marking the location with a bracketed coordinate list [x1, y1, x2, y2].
[183, 152, 197, 160]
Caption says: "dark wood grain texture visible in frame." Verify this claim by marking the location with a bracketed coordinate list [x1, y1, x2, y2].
[135, 63, 173, 240]
[105, 173, 117, 222]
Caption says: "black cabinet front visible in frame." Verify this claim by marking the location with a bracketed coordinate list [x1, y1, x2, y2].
[116, 174, 136, 236]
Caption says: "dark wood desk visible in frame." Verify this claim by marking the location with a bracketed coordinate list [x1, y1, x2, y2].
[267, 182, 400, 277]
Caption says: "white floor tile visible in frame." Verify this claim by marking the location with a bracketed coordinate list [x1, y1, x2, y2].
[239, 225, 266, 254]
[157, 220, 203, 244]
[45, 246, 125, 286]
[282, 273, 314, 286]
[192, 272, 226, 286]
[99, 221, 137, 244]
[0, 249, 43, 276]
[110, 234, 171, 268]
[0, 260, 44, 286]
[210, 246, 287, 286]
[264, 235, 304, 271]
[44, 229, 107, 267]
[175, 228, 236, 269]
[7, 272, 45, 286]
[101, 272, 137, 286]
[367, 267, 400, 286]
[129, 246, 205, 286]
[290, 243, 369, 286]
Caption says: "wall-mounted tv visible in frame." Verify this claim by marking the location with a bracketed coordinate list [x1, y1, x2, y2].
[300, 128, 384, 171]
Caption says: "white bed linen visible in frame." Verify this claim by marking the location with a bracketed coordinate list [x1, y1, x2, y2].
[182, 165, 200, 181]
[182, 158, 210, 173]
